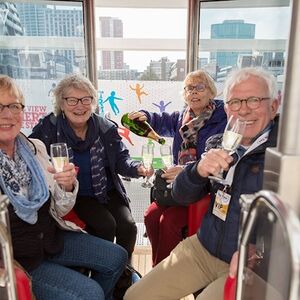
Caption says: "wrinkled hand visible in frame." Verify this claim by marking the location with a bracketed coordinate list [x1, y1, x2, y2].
[229, 251, 239, 278]
[137, 164, 154, 178]
[128, 111, 147, 122]
[197, 149, 233, 178]
[48, 163, 77, 192]
[161, 165, 184, 183]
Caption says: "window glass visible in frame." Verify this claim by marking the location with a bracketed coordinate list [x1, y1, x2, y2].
[198, 0, 290, 109]
[0, 1, 86, 134]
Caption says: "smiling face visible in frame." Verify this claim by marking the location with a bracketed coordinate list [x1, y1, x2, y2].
[183, 77, 214, 115]
[61, 87, 93, 130]
[0, 90, 23, 156]
[225, 75, 279, 146]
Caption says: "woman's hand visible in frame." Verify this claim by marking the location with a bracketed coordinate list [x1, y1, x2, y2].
[48, 163, 77, 192]
[128, 111, 147, 122]
[161, 165, 184, 183]
[197, 149, 233, 178]
[137, 164, 154, 178]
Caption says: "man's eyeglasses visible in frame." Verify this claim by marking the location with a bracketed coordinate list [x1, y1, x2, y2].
[64, 96, 93, 106]
[226, 97, 270, 111]
[184, 83, 206, 93]
[0, 103, 24, 114]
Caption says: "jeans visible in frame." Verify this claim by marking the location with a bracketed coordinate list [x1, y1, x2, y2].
[29, 231, 128, 300]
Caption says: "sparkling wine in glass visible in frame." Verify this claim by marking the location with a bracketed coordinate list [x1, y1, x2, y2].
[208, 116, 246, 183]
[50, 143, 69, 200]
[160, 144, 173, 169]
[160, 144, 173, 189]
[141, 144, 154, 188]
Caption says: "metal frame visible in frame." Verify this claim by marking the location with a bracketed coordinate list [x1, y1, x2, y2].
[236, 191, 300, 300]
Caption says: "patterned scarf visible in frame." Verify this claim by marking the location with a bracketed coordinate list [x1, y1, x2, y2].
[0, 135, 49, 224]
[178, 101, 216, 165]
[56, 113, 109, 203]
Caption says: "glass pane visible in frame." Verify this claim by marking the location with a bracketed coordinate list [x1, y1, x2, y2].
[199, 0, 291, 109]
[241, 206, 291, 300]
[0, 1, 86, 135]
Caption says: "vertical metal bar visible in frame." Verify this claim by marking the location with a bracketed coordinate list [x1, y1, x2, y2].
[83, 0, 98, 89]
[186, 0, 200, 73]
[0, 195, 17, 300]
[263, 0, 300, 216]
[277, 0, 300, 155]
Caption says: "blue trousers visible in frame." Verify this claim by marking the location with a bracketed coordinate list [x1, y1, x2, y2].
[29, 231, 128, 300]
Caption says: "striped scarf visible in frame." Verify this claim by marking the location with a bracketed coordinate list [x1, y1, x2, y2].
[57, 113, 108, 203]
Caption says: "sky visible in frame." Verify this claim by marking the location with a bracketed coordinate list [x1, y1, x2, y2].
[95, 6, 291, 71]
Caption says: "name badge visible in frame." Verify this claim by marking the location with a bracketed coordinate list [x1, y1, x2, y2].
[212, 190, 231, 221]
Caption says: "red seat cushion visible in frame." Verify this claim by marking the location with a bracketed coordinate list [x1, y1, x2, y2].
[15, 267, 32, 300]
[187, 194, 210, 236]
[63, 209, 86, 229]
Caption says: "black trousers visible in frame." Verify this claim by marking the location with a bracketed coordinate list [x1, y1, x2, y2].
[73, 189, 137, 257]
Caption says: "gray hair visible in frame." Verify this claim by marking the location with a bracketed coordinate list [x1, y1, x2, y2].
[53, 73, 98, 115]
[183, 69, 217, 99]
[0, 75, 25, 105]
[223, 67, 277, 102]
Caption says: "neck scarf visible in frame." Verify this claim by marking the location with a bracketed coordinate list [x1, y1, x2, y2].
[56, 113, 108, 203]
[0, 135, 49, 224]
[178, 101, 216, 165]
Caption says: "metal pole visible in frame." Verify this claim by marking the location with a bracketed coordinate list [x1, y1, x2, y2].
[83, 0, 98, 89]
[263, 0, 300, 216]
[186, 0, 200, 73]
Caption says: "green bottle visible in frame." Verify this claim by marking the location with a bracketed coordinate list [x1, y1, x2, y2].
[121, 113, 166, 145]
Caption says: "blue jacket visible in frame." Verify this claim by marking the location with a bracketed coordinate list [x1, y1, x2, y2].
[29, 113, 141, 206]
[142, 100, 227, 163]
[172, 116, 279, 263]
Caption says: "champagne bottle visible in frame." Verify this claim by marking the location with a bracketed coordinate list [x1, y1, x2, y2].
[121, 113, 166, 145]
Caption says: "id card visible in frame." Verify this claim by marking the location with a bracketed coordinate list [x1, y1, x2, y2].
[212, 190, 231, 221]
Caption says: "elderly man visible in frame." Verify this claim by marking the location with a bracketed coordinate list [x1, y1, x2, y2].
[124, 67, 279, 300]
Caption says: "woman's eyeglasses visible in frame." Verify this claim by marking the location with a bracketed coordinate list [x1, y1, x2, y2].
[64, 96, 93, 106]
[184, 83, 206, 92]
[0, 103, 24, 114]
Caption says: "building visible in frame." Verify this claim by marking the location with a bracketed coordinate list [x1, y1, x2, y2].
[0, 2, 23, 77]
[211, 20, 255, 69]
[16, 3, 83, 74]
[143, 57, 174, 81]
[170, 59, 185, 81]
[99, 17, 124, 70]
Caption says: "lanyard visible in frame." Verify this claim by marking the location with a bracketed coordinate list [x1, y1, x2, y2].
[222, 131, 270, 186]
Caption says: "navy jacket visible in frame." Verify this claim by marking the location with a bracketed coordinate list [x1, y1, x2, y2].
[173, 116, 279, 263]
[142, 100, 227, 163]
[29, 113, 141, 206]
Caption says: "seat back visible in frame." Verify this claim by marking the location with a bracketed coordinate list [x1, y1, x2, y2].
[187, 194, 210, 236]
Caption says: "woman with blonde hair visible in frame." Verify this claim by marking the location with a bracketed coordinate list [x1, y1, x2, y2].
[128, 69, 227, 266]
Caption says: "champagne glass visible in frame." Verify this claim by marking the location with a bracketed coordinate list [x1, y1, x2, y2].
[141, 144, 154, 188]
[50, 143, 69, 200]
[208, 116, 246, 183]
[160, 144, 173, 189]
[160, 144, 173, 169]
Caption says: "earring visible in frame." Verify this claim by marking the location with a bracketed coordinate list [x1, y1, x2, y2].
[62, 111, 65, 119]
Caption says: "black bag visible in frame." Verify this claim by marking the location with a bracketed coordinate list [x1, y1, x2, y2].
[113, 264, 142, 300]
[151, 169, 181, 207]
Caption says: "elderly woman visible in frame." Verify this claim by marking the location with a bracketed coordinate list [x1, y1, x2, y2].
[0, 75, 127, 299]
[30, 73, 147, 259]
[129, 69, 227, 266]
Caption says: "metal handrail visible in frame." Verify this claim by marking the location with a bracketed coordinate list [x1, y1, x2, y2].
[236, 190, 300, 300]
[0, 195, 17, 300]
